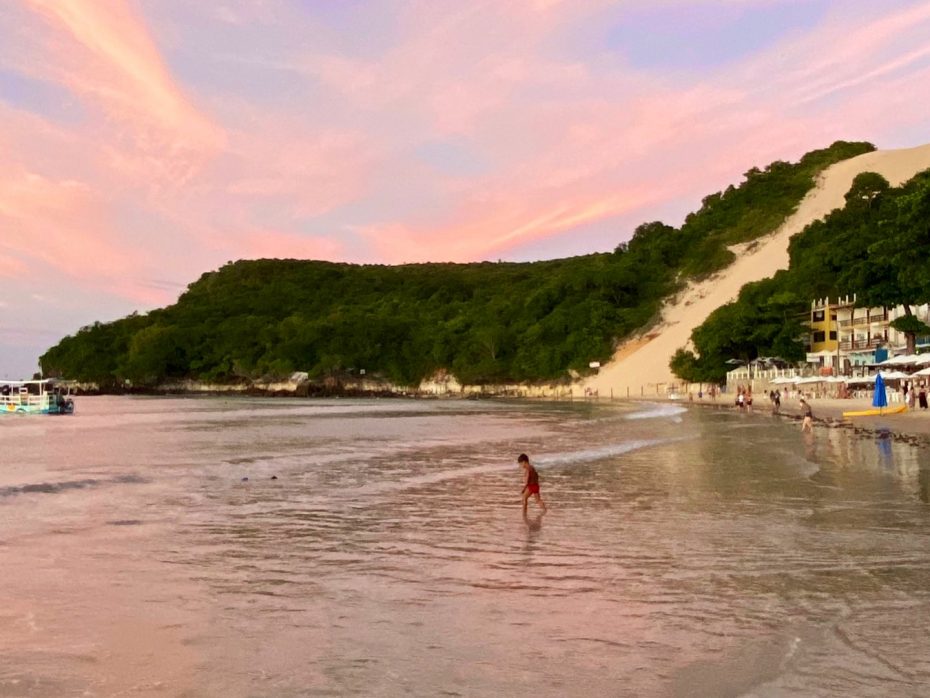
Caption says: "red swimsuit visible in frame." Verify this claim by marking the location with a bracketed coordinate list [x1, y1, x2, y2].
[525, 465, 540, 494]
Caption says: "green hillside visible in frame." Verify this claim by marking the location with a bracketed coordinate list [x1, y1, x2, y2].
[40, 140, 874, 388]
[672, 166, 930, 383]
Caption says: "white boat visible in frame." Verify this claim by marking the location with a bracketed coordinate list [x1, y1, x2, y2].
[0, 379, 75, 415]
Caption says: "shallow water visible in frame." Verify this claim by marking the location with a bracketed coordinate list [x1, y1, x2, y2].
[2, 397, 930, 697]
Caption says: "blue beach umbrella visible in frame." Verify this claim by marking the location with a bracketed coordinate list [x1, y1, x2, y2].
[872, 373, 888, 411]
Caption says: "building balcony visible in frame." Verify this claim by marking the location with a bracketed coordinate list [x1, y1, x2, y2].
[839, 337, 886, 351]
[838, 311, 889, 327]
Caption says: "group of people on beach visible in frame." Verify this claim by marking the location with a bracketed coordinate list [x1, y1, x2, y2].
[734, 385, 753, 410]
[902, 381, 929, 410]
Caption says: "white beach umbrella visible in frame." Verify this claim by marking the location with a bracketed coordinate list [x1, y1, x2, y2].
[913, 354, 930, 366]
[881, 370, 911, 380]
[769, 376, 793, 384]
[846, 375, 877, 384]
[913, 366, 930, 376]
[796, 376, 824, 384]
[886, 354, 923, 365]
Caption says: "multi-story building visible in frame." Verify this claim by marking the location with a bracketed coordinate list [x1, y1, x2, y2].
[808, 297, 839, 355]
[806, 295, 930, 374]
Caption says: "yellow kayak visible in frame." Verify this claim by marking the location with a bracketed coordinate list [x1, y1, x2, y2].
[842, 405, 908, 418]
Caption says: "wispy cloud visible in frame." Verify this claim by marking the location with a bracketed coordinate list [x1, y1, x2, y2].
[0, 251, 28, 279]
[0, 166, 156, 302]
[21, 0, 225, 184]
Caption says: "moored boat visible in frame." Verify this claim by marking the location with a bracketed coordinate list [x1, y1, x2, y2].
[0, 379, 75, 415]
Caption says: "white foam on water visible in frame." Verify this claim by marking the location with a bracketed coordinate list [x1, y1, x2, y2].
[349, 437, 681, 498]
[535, 438, 677, 467]
[624, 403, 688, 421]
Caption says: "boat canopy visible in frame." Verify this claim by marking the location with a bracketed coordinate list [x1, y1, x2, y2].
[0, 379, 72, 386]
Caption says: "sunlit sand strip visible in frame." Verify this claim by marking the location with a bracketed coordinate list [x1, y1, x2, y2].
[585, 143, 930, 396]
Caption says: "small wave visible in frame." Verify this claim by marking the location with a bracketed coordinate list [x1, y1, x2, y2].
[624, 403, 688, 421]
[345, 438, 678, 498]
[536, 438, 678, 467]
[0, 474, 147, 499]
[0, 478, 99, 498]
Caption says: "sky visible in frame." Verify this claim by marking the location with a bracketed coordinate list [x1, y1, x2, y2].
[2, 0, 930, 378]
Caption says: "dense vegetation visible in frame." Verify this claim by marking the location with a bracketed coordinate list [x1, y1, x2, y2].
[672, 166, 930, 383]
[41, 141, 874, 388]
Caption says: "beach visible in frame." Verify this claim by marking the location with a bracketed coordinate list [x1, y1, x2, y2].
[688, 393, 930, 442]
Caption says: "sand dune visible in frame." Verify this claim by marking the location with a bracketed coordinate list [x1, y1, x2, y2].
[585, 143, 930, 396]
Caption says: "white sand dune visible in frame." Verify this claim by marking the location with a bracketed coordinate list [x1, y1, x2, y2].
[585, 143, 930, 396]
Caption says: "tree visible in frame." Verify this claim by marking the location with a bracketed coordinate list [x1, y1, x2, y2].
[890, 316, 930, 355]
[840, 173, 930, 353]
[844, 171, 890, 210]
[670, 348, 696, 380]
[119, 325, 184, 385]
[671, 274, 806, 383]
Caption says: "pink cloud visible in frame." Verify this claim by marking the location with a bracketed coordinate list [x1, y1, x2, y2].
[0, 253, 29, 279]
[0, 165, 162, 304]
[21, 0, 225, 186]
[296, 1, 604, 137]
[736, 1, 930, 106]
[221, 119, 377, 218]
[357, 181, 669, 264]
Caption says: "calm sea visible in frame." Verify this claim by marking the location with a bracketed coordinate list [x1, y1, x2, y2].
[2, 397, 929, 697]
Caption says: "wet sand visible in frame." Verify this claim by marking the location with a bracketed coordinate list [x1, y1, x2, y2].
[687, 394, 930, 442]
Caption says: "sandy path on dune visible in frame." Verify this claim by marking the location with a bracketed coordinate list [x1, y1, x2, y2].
[584, 143, 930, 396]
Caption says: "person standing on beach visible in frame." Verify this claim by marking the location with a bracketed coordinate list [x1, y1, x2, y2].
[518, 454, 547, 515]
[799, 398, 813, 432]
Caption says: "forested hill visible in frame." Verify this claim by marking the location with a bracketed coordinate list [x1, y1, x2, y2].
[672, 164, 930, 383]
[41, 140, 874, 388]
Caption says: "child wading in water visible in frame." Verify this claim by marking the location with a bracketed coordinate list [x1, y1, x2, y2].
[518, 454, 547, 514]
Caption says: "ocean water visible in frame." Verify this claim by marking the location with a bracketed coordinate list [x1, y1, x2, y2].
[1, 396, 930, 697]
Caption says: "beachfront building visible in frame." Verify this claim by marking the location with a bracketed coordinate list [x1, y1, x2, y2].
[806, 296, 839, 367]
[806, 294, 930, 373]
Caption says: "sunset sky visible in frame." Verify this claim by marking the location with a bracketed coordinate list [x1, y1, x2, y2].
[2, 0, 930, 377]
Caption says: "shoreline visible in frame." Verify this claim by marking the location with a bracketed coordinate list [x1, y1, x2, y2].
[70, 385, 930, 447]
[684, 394, 930, 446]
